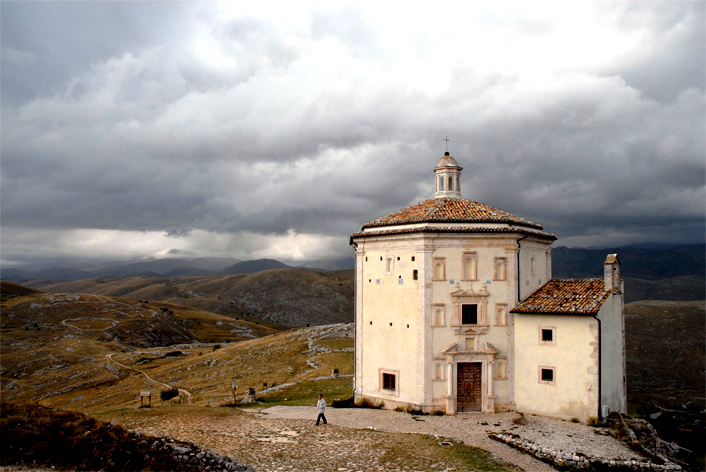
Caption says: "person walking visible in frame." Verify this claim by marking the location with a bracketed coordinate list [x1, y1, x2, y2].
[316, 393, 327, 426]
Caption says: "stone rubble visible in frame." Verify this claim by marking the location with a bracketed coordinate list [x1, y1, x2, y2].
[137, 434, 254, 472]
[490, 432, 682, 471]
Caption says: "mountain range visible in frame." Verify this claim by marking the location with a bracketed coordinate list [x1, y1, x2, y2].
[2, 244, 703, 284]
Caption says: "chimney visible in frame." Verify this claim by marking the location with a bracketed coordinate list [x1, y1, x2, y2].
[603, 254, 621, 292]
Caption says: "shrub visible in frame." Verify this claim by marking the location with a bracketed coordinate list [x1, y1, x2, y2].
[570, 417, 580, 423]
[212, 344, 221, 351]
[356, 397, 375, 408]
[331, 397, 354, 408]
[586, 416, 602, 427]
[431, 410, 445, 416]
[160, 388, 179, 401]
[394, 406, 405, 412]
[512, 415, 527, 425]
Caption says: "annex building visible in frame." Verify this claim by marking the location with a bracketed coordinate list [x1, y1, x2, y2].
[350, 152, 627, 421]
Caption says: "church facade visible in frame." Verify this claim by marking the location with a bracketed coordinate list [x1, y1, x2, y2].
[350, 152, 626, 421]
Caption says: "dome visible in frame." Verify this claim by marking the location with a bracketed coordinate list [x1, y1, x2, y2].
[435, 152, 460, 169]
[361, 197, 544, 230]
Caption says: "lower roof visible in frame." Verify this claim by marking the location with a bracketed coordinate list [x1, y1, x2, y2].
[511, 278, 610, 315]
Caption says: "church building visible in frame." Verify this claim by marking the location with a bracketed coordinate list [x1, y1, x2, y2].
[349, 152, 626, 421]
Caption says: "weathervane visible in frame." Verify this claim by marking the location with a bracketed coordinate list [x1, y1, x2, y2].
[444, 136, 450, 153]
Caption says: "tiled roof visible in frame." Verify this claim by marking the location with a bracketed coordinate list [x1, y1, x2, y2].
[350, 225, 557, 241]
[361, 197, 544, 230]
[511, 279, 610, 315]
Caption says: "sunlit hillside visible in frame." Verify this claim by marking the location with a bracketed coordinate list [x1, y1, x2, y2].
[0, 284, 288, 412]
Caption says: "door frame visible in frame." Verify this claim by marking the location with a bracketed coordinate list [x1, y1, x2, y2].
[457, 361, 483, 412]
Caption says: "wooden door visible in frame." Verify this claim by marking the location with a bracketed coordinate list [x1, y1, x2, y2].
[457, 362, 482, 412]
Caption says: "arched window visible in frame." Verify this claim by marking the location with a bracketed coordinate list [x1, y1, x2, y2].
[434, 306, 445, 326]
[494, 258, 506, 281]
[434, 363, 444, 380]
[433, 260, 445, 280]
[463, 253, 477, 280]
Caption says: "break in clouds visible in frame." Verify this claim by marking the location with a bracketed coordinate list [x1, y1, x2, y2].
[1, 1, 704, 265]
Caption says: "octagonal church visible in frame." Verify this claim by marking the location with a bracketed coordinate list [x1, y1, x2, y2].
[350, 152, 626, 421]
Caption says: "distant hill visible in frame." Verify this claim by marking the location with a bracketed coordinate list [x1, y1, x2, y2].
[623, 275, 705, 303]
[40, 268, 355, 328]
[0, 280, 42, 301]
[551, 244, 705, 280]
[0, 257, 241, 283]
[217, 259, 293, 275]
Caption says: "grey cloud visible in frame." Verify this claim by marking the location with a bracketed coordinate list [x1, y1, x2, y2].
[1, 2, 703, 265]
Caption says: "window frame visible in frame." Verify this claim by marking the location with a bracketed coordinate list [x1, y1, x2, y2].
[539, 326, 556, 345]
[539, 366, 555, 384]
[461, 303, 479, 325]
[380, 369, 399, 395]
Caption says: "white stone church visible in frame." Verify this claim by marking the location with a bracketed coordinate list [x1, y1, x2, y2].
[350, 152, 627, 421]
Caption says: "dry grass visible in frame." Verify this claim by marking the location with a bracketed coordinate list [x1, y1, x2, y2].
[0, 290, 285, 413]
[1, 287, 353, 414]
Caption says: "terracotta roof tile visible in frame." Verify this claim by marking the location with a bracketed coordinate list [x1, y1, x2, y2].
[511, 279, 609, 315]
[361, 197, 544, 230]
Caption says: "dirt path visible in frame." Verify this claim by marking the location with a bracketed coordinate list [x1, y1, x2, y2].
[106, 353, 192, 402]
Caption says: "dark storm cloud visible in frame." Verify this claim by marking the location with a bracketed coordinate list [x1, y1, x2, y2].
[1, 1, 703, 264]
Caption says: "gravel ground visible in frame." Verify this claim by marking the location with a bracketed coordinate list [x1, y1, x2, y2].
[2, 407, 643, 472]
[257, 406, 641, 471]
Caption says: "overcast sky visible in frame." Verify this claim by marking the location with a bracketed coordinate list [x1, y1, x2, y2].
[1, 1, 704, 266]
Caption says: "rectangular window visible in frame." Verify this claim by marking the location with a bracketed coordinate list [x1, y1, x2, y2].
[412, 270, 418, 280]
[540, 367, 555, 384]
[382, 373, 396, 391]
[541, 328, 553, 342]
[539, 326, 556, 345]
[461, 304, 478, 325]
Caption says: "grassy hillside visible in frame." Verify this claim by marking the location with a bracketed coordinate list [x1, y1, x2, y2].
[41, 268, 355, 327]
[0, 286, 280, 411]
[625, 300, 705, 467]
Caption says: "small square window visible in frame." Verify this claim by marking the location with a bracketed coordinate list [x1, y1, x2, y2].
[540, 367, 555, 383]
[397, 256, 400, 261]
[539, 327, 555, 345]
[411, 256, 415, 261]
[541, 329, 553, 342]
[382, 373, 396, 391]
